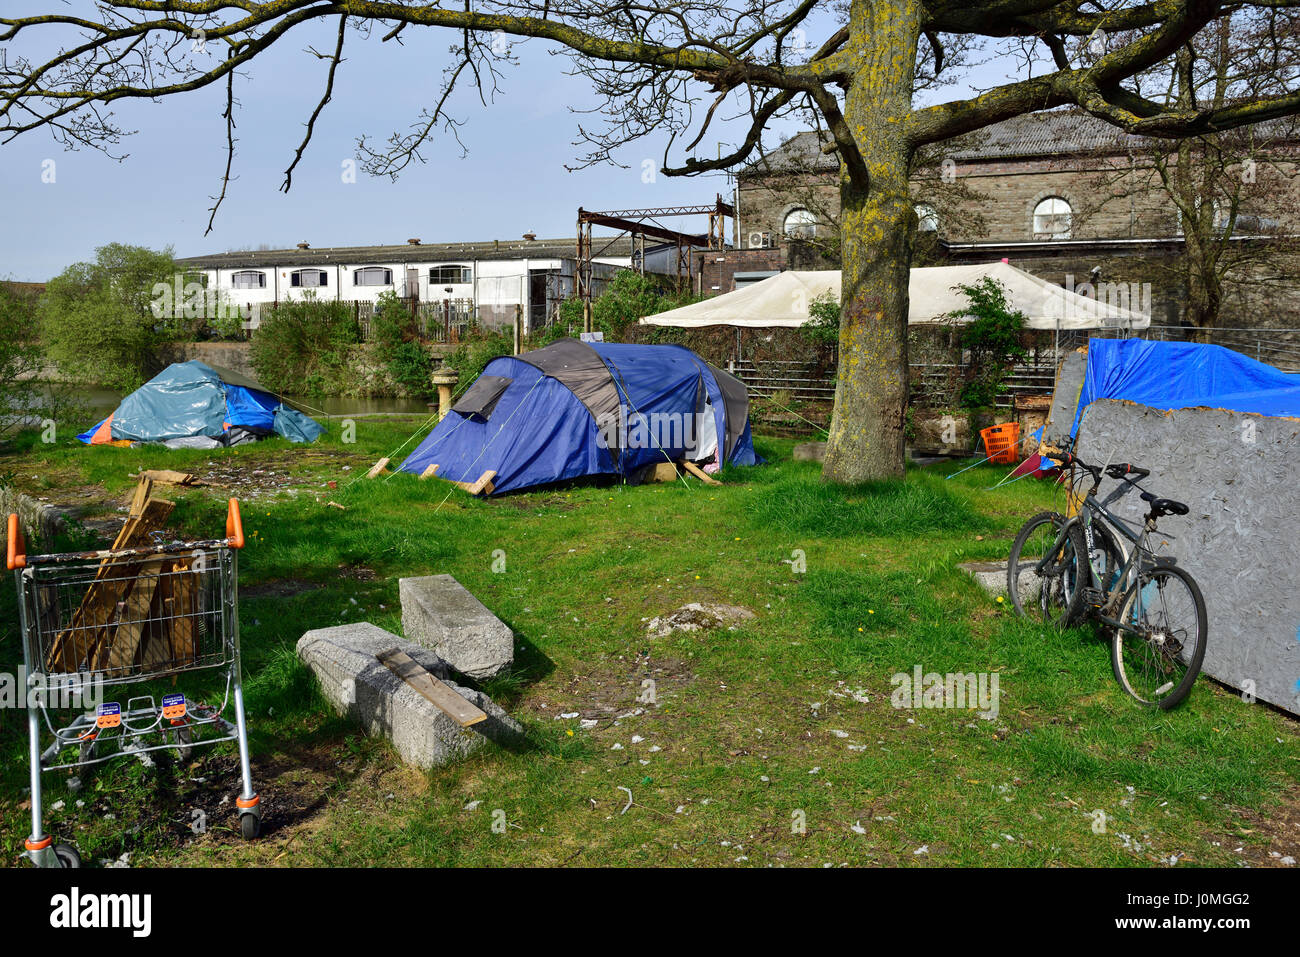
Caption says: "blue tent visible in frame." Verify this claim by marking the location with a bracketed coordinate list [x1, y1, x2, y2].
[399, 339, 759, 494]
[78, 360, 325, 447]
[1070, 339, 1300, 437]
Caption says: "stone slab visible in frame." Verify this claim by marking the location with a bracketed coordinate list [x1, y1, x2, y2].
[297, 622, 523, 769]
[399, 574, 514, 680]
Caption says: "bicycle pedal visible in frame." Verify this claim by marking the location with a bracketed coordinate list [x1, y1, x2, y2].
[1081, 587, 1105, 608]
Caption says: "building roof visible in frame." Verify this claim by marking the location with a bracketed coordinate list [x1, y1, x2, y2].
[176, 236, 635, 270]
[747, 110, 1151, 174]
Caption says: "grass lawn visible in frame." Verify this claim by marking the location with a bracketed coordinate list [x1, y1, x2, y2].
[1, 416, 1297, 868]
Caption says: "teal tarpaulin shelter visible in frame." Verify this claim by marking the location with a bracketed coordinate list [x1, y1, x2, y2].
[78, 360, 325, 448]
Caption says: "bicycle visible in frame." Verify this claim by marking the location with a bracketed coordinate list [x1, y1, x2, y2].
[1006, 444, 1208, 709]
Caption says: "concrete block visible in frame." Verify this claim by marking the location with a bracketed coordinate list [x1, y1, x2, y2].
[793, 441, 827, 462]
[297, 622, 524, 769]
[958, 560, 1009, 597]
[1077, 399, 1300, 715]
[399, 574, 513, 680]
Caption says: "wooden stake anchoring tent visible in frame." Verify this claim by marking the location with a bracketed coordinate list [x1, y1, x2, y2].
[417, 466, 497, 496]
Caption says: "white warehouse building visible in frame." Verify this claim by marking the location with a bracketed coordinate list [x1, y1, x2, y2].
[175, 235, 635, 332]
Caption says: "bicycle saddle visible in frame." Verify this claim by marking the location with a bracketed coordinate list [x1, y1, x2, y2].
[1140, 491, 1189, 516]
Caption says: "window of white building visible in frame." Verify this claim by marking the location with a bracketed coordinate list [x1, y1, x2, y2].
[230, 270, 266, 289]
[291, 269, 328, 288]
[353, 267, 393, 286]
[430, 265, 472, 285]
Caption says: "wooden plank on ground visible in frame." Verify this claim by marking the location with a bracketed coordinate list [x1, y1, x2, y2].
[419, 464, 439, 480]
[682, 461, 723, 486]
[366, 458, 391, 479]
[376, 647, 488, 728]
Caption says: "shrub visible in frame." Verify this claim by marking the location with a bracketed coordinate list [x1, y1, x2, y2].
[39, 243, 184, 391]
[943, 277, 1028, 411]
[371, 292, 434, 397]
[249, 298, 361, 396]
[446, 329, 513, 387]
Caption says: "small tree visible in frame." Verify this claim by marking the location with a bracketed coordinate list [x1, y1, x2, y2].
[0, 283, 43, 441]
[558, 270, 701, 342]
[39, 244, 182, 392]
[943, 278, 1028, 411]
[249, 298, 361, 396]
[371, 291, 434, 397]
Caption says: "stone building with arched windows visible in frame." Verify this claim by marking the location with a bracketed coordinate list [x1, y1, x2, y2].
[716, 108, 1300, 332]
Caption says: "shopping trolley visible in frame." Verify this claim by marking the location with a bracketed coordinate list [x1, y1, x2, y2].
[7, 499, 261, 867]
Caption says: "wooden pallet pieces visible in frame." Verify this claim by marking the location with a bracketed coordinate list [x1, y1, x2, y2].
[45, 480, 175, 672]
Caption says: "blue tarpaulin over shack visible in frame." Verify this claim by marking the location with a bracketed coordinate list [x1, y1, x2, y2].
[399, 339, 759, 494]
[1070, 339, 1300, 437]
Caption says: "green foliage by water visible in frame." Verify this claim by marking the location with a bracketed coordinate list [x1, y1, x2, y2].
[249, 297, 361, 396]
[39, 243, 185, 392]
[371, 291, 435, 397]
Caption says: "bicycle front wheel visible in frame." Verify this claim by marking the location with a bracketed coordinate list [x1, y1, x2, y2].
[1006, 511, 1085, 627]
[1111, 563, 1207, 709]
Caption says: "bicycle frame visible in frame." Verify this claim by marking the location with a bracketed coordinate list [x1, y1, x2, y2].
[1034, 484, 1161, 636]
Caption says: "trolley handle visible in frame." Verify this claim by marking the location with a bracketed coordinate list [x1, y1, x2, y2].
[226, 498, 245, 549]
[7, 513, 25, 570]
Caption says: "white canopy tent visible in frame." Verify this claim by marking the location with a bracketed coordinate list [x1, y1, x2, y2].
[639, 261, 1151, 330]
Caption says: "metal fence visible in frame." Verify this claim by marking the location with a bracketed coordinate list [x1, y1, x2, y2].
[725, 325, 1300, 413]
[353, 298, 477, 343]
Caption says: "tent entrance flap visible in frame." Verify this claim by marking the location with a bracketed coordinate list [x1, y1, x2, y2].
[452, 375, 514, 421]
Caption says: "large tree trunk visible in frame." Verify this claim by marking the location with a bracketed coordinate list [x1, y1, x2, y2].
[821, 0, 920, 484]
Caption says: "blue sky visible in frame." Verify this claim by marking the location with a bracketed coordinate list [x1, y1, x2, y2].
[0, 13, 1012, 281]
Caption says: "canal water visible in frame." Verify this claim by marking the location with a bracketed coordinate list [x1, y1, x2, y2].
[42, 385, 434, 420]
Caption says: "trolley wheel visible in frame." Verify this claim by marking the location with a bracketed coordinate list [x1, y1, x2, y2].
[240, 812, 261, 840]
[52, 843, 82, 869]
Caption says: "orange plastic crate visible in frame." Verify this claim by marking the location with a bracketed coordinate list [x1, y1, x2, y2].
[980, 423, 1021, 464]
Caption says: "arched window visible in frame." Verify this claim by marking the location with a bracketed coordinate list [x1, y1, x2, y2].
[1033, 197, 1072, 239]
[230, 270, 266, 289]
[783, 208, 818, 240]
[353, 267, 393, 287]
[290, 269, 328, 288]
[914, 204, 939, 233]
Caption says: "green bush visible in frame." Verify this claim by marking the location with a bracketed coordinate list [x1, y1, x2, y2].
[249, 298, 361, 396]
[446, 330, 513, 388]
[371, 292, 434, 397]
[39, 243, 184, 391]
[803, 291, 840, 346]
[943, 277, 1028, 411]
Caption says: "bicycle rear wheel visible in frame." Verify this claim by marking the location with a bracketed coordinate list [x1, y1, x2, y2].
[1111, 563, 1207, 709]
[1006, 511, 1085, 627]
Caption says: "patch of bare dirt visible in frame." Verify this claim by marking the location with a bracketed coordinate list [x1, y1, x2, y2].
[1209, 785, 1300, 867]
